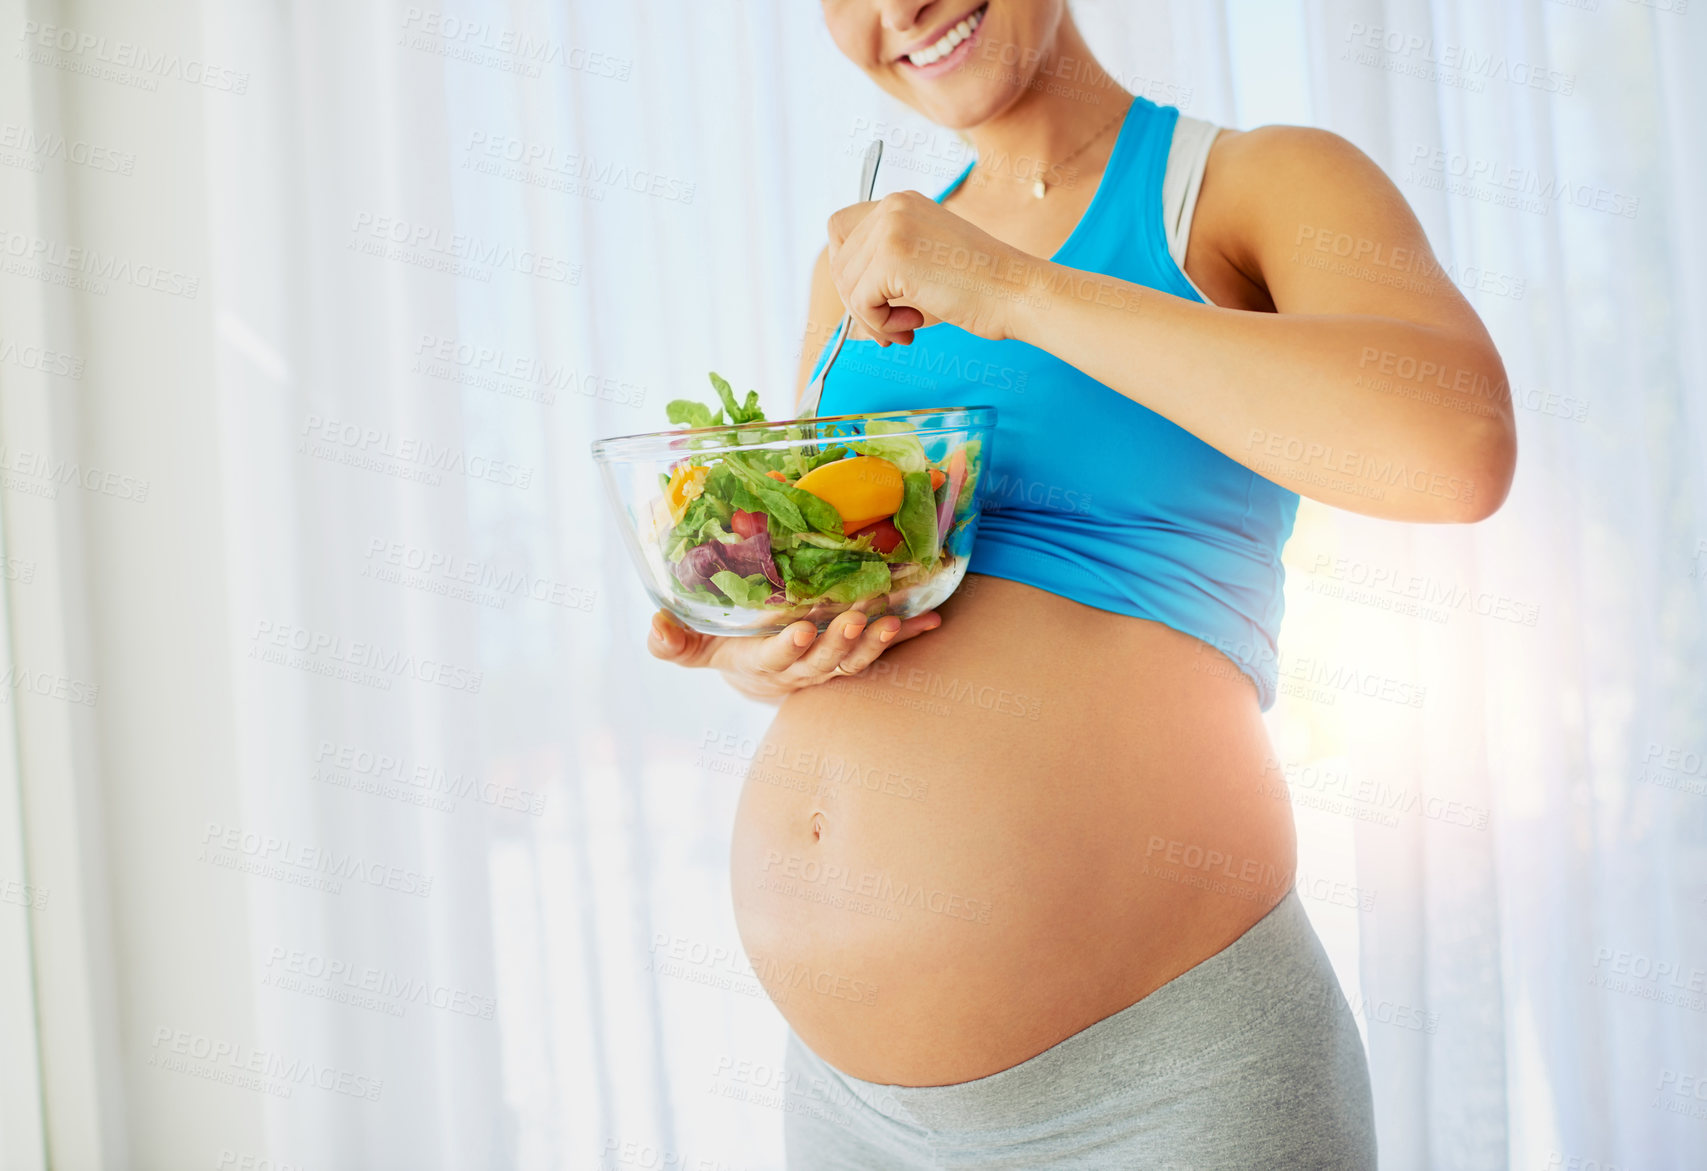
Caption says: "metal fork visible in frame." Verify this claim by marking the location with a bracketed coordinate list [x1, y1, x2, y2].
[796, 138, 884, 422]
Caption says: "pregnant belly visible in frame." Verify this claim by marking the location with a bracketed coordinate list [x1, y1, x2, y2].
[729, 575, 1298, 1087]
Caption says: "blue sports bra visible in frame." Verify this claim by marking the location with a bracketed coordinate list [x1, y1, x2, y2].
[808, 96, 1299, 710]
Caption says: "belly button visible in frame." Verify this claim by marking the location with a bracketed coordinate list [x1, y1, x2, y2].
[809, 811, 826, 842]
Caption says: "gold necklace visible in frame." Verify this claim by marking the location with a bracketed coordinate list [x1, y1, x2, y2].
[1026, 100, 1132, 199]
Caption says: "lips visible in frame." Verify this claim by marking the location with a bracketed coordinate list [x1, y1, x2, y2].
[898, 3, 987, 77]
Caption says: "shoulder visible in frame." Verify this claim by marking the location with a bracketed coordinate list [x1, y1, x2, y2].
[1201, 125, 1396, 225]
[1207, 124, 1373, 176]
[1191, 124, 1411, 277]
[1204, 125, 1407, 225]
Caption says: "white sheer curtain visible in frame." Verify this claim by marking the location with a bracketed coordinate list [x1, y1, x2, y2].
[0, 1, 1701, 1168]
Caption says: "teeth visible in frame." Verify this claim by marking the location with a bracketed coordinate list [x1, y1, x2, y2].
[908, 7, 982, 67]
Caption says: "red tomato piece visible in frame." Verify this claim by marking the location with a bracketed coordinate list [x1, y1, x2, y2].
[731, 509, 768, 539]
[850, 517, 905, 554]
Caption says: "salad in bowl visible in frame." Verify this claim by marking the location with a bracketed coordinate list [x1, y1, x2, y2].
[592, 373, 995, 636]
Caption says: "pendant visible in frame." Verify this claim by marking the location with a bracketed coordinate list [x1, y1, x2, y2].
[1033, 178, 1047, 199]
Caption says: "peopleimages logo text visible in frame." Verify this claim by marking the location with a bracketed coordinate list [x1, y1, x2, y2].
[149, 1025, 381, 1100]
[349, 212, 578, 284]
[20, 21, 250, 92]
[200, 822, 434, 897]
[0, 229, 200, 298]
[249, 619, 484, 694]
[0, 123, 135, 174]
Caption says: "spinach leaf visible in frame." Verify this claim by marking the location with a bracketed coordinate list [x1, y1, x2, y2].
[722, 452, 843, 536]
[804, 442, 854, 471]
[719, 454, 808, 532]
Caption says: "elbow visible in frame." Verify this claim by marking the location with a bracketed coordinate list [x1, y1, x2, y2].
[1442, 341, 1517, 524]
[1452, 412, 1517, 524]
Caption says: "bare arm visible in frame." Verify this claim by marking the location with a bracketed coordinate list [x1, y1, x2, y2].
[1007, 127, 1515, 522]
[826, 127, 1518, 523]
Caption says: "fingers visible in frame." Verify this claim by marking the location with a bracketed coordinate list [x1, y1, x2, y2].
[849, 270, 920, 346]
[832, 615, 909, 675]
[884, 306, 927, 333]
[647, 610, 718, 667]
[826, 200, 880, 254]
[742, 619, 822, 675]
[880, 610, 945, 648]
[841, 255, 918, 347]
[797, 608, 944, 680]
[830, 204, 910, 343]
[828, 199, 931, 348]
[650, 605, 945, 690]
[828, 211, 884, 321]
[791, 608, 876, 677]
[647, 610, 685, 658]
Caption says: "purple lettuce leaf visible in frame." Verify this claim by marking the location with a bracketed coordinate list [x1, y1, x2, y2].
[673, 528, 784, 600]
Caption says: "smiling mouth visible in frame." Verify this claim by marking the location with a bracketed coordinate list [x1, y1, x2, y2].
[899, 3, 987, 72]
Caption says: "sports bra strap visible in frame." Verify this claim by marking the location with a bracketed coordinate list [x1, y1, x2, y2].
[1161, 114, 1220, 304]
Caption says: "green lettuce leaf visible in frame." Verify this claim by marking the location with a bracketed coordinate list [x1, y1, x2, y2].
[672, 577, 721, 604]
[779, 426, 811, 479]
[784, 546, 856, 576]
[709, 372, 765, 425]
[696, 517, 739, 544]
[676, 488, 730, 537]
[663, 517, 736, 565]
[895, 471, 939, 568]
[849, 419, 928, 474]
[805, 559, 867, 594]
[711, 467, 768, 518]
[773, 545, 883, 602]
[710, 570, 774, 607]
[785, 529, 877, 554]
[820, 559, 892, 604]
[667, 399, 722, 428]
[954, 438, 983, 515]
[667, 371, 767, 436]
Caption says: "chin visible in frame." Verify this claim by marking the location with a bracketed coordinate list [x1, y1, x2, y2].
[866, 2, 1039, 132]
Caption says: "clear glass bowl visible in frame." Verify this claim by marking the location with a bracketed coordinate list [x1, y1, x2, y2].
[591, 405, 997, 636]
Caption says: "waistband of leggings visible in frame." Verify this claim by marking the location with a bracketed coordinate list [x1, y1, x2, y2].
[818, 885, 1342, 1132]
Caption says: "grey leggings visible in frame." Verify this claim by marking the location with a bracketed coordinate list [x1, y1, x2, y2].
[781, 887, 1378, 1169]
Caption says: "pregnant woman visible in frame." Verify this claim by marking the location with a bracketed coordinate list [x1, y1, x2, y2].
[650, 1, 1515, 1166]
